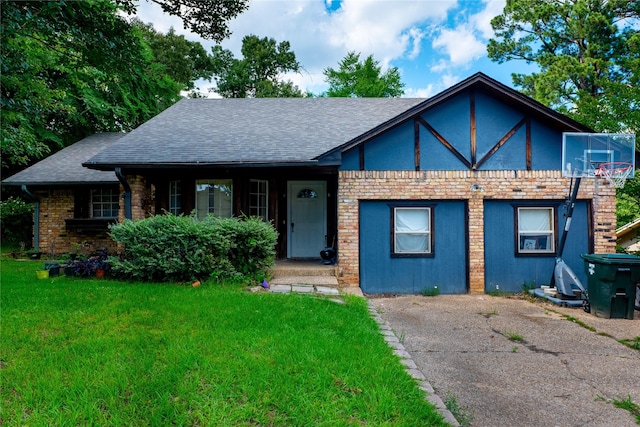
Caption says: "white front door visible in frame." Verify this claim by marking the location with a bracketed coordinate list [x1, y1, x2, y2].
[287, 181, 327, 258]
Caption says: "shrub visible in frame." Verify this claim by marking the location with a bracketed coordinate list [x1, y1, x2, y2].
[108, 214, 278, 282]
[0, 197, 33, 246]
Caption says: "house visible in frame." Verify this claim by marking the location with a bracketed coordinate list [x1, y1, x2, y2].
[4, 73, 620, 294]
[617, 218, 640, 253]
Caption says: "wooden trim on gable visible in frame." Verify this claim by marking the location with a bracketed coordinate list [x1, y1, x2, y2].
[414, 119, 421, 171]
[470, 90, 477, 168]
[416, 116, 472, 169]
[475, 117, 527, 170]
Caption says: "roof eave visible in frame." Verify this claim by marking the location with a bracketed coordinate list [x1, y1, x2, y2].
[83, 160, 324, 171]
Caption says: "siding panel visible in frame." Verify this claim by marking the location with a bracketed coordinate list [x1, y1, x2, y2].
[360, 200, 467, 294]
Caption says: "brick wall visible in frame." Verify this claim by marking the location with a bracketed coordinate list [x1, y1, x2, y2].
[337, 170, 616, 293]
[34, 188, 116, 256]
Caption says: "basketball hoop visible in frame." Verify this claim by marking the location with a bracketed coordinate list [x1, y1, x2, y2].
[594, 162, 634, 188]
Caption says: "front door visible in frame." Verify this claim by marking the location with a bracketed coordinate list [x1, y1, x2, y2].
[287, 181, 326, 258]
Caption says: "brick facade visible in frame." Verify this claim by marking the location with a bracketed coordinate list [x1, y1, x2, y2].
[337, 170, 617, 293]
[33, 188, 117, 256]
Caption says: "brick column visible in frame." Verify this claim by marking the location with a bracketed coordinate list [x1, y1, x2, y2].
[467, 195, 485, 294]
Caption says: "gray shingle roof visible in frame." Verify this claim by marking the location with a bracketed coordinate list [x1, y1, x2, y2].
[84, 97, 425, 169]
[3, 133, 124, 186]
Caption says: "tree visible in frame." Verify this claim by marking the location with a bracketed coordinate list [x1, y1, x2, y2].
[211, 35, 303, 98]
[133, 20, 215, 95]
[0, 1, 181, 176]
[323, 52, 404, 97]
[488, 0, 640, 230]
[487, 0, 639, 134]
[116, 0, 249, 41]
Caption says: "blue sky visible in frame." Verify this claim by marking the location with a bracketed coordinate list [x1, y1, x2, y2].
[135, 0, 537, 98]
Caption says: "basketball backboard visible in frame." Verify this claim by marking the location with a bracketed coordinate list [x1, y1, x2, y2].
[562, 133, 636, 178]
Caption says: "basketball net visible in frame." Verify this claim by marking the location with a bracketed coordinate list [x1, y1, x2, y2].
[594, 162, 633, 188]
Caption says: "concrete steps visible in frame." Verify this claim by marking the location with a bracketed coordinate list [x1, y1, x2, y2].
[269, 260, 338, 287]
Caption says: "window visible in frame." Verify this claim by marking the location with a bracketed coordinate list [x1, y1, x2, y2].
[249, 179, 268, 220]
[516, 207, 555, 254]
[392, 207, 432, 256]
[91, 188, 119, 218]
[195, 179, 233, 219]
[169, 181, 182, 215]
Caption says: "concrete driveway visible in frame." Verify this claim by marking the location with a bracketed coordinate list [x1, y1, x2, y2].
[369, 294, 640, 427]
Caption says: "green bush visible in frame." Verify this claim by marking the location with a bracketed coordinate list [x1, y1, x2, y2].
[0, 197, 33, 246]
[108, 214, 278, 282]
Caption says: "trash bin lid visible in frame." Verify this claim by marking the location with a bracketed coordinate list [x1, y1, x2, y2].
[581, 253, 640, 265]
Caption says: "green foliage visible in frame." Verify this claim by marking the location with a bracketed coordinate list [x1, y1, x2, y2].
[116, 0, 249, 41]
[211, 34, 303, 98]
[0, 197, 33, 245]
[612, 395, 640, 423]
[488, 0, 639, 134]
[108, 214, 277, 282]
[133, 20, 216, 94]
[323, 51, 405, 97]
[0, 0, 183, 176]
[617, 175, 640, 227]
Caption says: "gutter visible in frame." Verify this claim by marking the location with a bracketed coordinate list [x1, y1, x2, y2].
[21, 185, 40, 249]
[115, 168, 132, 220]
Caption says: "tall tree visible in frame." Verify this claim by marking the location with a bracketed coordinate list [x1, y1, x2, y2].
[487, 0, 640, 227]
[488, 0, 639, 134]
[133, 20, 215, 96]
[323, 52, 404, 98]
[1, 0, 245, 177]
[211, 35, 303, 98]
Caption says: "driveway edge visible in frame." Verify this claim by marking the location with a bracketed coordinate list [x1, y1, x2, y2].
[367, 301, 460, 426]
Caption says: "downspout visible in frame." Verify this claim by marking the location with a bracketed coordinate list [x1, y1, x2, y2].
[115, 167, 132, 220]
[21, 185, 40, 249]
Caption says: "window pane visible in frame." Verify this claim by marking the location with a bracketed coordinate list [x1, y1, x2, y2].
[196, 180, 233, 219]
[91, 188, 119, 219]
[394, 207, 431, 254]
[396, 208, 429, 232]
[517, 207, 554, 253]
[249, 179, 268, 221]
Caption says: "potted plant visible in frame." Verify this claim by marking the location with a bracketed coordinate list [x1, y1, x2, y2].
[26, 247, 42, 260]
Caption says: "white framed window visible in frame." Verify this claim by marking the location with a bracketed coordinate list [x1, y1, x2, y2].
[516, 207, 555, 254]
[195, 179, 233, 219]
[169, 181, 182, 215]
[392, 207, 432, 256]
[249, 179, 268, 220]
[91, 188, 119, 218]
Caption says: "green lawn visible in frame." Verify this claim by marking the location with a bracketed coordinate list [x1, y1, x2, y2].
[0, 258, 448, 426]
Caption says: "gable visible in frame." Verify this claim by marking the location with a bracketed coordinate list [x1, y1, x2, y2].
[334, 73, 592, 172]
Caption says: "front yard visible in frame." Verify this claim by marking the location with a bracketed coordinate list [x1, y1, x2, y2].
[0, 258, 448, 426]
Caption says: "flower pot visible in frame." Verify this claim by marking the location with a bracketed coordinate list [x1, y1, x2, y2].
[36, 270, 49, 280]
[95, 269, 106, 278]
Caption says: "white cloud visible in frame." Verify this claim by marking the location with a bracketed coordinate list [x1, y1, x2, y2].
[431, 25, 486, 67]
[134, 0, 517, 97]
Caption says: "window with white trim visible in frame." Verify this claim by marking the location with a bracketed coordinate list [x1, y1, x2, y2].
[249, 179, 268, 220]
[392, 207, 432, 256]
[195, 179, 233, 219]
[516, 207, 555, 254]
[91, 188, 119, 218]
[169, 181, 182, 215]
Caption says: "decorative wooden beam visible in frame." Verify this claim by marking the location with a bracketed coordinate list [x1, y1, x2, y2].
[414, 118, 421, 171]
[526, 117, 532, 170]
[416, 116, 471, 169]
[359, 145, 365, 171]
[475, 116, 527, 170]
[470, 90, 476, 167]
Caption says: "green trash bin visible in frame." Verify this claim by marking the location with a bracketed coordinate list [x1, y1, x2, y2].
[581, 254, 640, 319]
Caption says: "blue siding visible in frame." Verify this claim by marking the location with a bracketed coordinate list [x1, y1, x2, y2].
[364, 121, 415, 170]
[420, 126, 467, 170]
[421, 94, 471, 163]
[530, 119, 563, 170]
[340, 147, 360, 171]
[360, 200, 467, 294]
[478, 126, 527, 170]
[484, 200, 590, 293]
